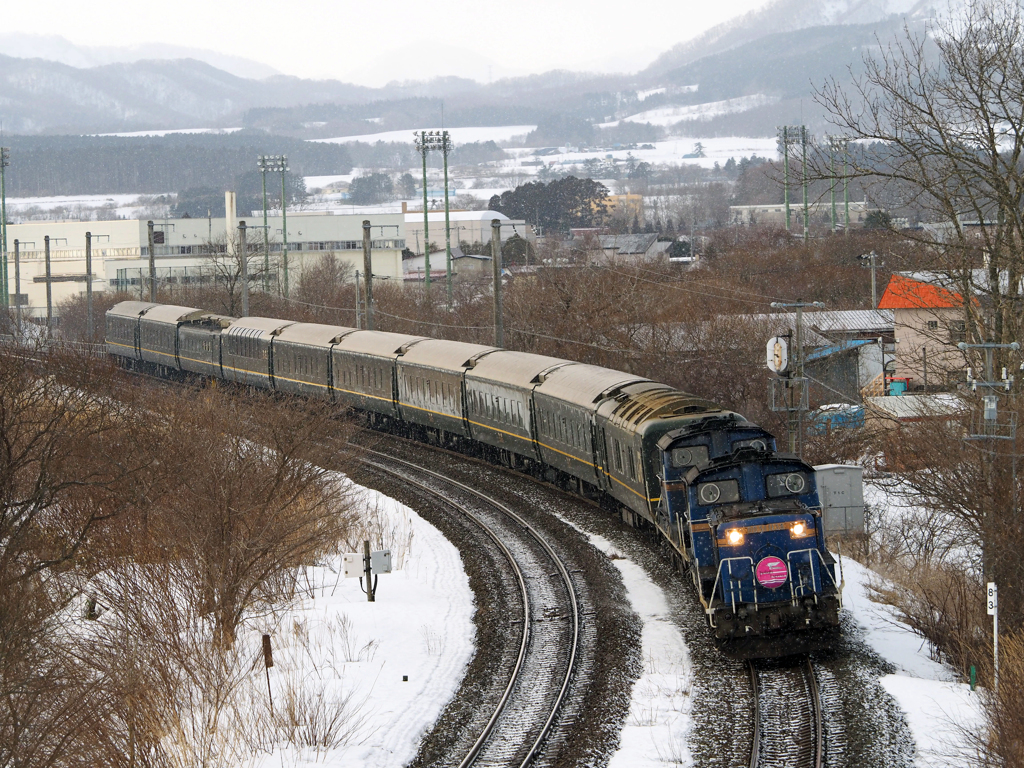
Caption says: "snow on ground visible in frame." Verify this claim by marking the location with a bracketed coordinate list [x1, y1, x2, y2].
[546, 517, 693, 767]
[93, 127, 244, 137]
[842, 556, 984, 766]
[610, 94, 780, 127]
[249, 483, 474, 768]
[314, 125, 536, 146]
[5, 193, 173, 221]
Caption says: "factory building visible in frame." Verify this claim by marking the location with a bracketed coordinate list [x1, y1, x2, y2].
[3, 193, 405, 320]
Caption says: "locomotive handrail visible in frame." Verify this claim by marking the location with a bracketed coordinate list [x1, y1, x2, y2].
[707, 556, 755, 618]
[785, 548, 841, 604]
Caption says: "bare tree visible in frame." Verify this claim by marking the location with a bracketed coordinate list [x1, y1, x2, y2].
[815, 0, 1024, 358]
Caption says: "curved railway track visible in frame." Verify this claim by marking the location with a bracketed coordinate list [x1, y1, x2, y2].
[358, 448, 581, 768]
[749, 658, 823, 768]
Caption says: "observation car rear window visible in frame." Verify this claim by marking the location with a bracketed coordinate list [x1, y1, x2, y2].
[766, 472, 810, 498]
[670, 445, 709, 468]
[696, 479, 740, 505]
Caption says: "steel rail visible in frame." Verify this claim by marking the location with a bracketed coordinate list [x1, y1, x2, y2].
[359, 448, 581, 768]
[748, 658, 823, 768]
[748, 660, 761, 768]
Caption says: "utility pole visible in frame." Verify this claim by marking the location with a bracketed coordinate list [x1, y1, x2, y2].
[85, 232, 93, 340]
[13, 239, 20, 331]
[859, 251, 878, 307]
[441, 132, 453, 308]
[801, 126, 809, 243]
[414, 132, 431, 294]
[44, 235, 52, 335]
[362, 220, 374, 331]
[491, 219, 503, 347]
[238, 221, 249, 317]
[1, 147, 8, 309]
[770, 300, 824, 457]
[147, 220, 157, 302]
[781, 126, 791, 232]
[354, 270, 362, 329]
[280, 156, 290, 297]
[960, 340, 1020, 589]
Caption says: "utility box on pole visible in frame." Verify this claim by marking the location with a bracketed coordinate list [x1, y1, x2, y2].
[814, 464, 865, 535]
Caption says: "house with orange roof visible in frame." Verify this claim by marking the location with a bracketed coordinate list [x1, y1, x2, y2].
[877, 273, 971, 389]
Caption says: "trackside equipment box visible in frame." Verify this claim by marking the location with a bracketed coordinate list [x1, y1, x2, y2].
[813, 464, 865, 535]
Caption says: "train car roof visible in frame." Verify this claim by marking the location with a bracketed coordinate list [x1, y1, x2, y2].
[106, 301, 158, 318]
[602, 381, 719, 428]
[398, 339, 497, 372]
[333, 330, 427, 358]
[534, 363, 648, 409]
[274, 322, 354, 347]
[225, 317, 296, 336]
[138, 304, 207, 324]
[465, 349, 571, 388]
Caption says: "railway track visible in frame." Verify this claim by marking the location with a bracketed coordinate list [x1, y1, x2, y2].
[748, 658, 823, 768]
[358, 448, 582, 768]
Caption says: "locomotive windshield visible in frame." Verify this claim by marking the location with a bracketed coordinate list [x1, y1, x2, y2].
[766, 471, 811, 497]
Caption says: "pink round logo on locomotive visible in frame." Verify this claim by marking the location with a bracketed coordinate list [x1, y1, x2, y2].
[755, 556, 789, 588]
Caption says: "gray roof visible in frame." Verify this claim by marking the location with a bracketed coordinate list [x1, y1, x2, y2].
[535, 364, 648, 410]
[808, 310, 894, 334]
[597, 233, 659, 255]
[274, 322, 353, 347]
[466, 350, 571, 388]
[399, 339, 497, 371]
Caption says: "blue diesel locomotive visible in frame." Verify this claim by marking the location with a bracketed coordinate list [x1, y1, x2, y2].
[106, 300, 842, 656]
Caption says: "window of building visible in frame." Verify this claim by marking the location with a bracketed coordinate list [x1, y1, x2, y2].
[927, 320, 938, 330]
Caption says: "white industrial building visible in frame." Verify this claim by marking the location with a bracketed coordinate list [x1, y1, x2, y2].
[403, 210, 533, 254]
[3, 194, 406, 320]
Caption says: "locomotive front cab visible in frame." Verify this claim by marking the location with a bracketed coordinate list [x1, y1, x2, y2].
[684, 454, 842, 642]
[656, 418, 777, 553]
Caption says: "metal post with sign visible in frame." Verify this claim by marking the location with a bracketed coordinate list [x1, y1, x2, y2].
[343, 542, 393, 602]
[988, 581, 999, 690]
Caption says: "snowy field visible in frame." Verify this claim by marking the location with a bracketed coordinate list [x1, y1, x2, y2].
[94, 127, 244, 137]
[608, 94, 780, 127]
[314, 125, 536, 146]
[4, 192, 172, 221]
[247, 483, 475, 768]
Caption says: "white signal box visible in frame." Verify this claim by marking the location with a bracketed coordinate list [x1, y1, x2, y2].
[342, 553, 361, 578]
[342, 550, 393, 578]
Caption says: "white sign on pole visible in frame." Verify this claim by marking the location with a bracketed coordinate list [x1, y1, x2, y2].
[988, 582, 998, 615]
[767, 336, 789, 374]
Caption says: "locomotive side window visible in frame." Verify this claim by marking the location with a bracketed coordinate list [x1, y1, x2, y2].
[671, 445, 709, 468]
[766, 472, 810, 497]
[696, 479, 740, 505]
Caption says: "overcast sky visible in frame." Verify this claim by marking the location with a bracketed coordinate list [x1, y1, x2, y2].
[3, 0, 771, 85]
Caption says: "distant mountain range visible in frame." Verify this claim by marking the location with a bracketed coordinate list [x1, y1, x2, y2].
[0, 0, 947, 138]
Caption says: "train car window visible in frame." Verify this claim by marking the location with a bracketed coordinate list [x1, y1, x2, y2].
[670, 445, 709, 468]
[697, 479, 740, 505]
[614, 440, 623, 473]
[766, 472, 810, 498]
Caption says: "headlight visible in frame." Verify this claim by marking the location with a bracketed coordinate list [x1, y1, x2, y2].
[791, 522, 805, 536]
[726, 528, 744, 545]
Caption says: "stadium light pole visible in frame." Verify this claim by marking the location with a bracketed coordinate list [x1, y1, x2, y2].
[414, 131, 432, 295]
[417, 131, 454, 307]
[1, 147, 9, 309]
[257, 155, 273, 291]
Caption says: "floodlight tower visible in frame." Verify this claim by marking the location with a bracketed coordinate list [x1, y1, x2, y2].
[0, 147, 8, 309]
[778, 126, 809, 239]
[257, 155, 289, 296]
[417, 131, 454, 306]
[414, 131, 433, 294]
